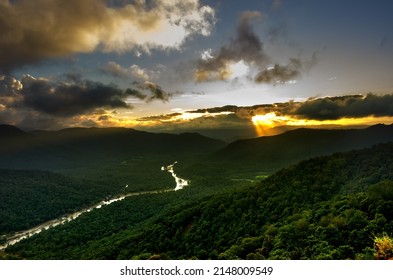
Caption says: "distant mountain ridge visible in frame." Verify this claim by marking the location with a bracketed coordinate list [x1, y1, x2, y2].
[0, 124, 28, 137]
[0, 124, 226, 171]
[1, 123, 393, 175]
[211, 123, 393, 172]
[0, 124, 34, 141]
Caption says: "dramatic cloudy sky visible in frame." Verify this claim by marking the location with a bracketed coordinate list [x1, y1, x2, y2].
[1, 0, 393, 137]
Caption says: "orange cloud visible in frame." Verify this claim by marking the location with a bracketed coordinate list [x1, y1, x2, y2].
[252, 112, 393, 136]
[0, 0, 215, 72]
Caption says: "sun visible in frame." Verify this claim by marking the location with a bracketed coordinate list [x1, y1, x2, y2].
[251, 112, 290, 137]
[251, 112, 393, 137]
[252, 112, 289, 128]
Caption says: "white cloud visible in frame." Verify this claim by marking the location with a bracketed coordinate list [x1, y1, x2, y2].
[201, 49, 214, 60]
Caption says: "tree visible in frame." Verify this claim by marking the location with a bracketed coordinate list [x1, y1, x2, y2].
[374, 233, 393, 260]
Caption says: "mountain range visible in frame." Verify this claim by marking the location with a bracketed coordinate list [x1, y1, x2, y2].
[0, 124, 226, 171]
[2, 123, 393, 174]
[211, 123, 393, 173]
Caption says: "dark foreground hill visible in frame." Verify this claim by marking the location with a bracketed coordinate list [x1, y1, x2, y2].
[5, 142, 393, 259]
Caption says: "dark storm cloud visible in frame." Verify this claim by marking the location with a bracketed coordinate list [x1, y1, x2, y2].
[190, 105, 240, 114]
[254, 53, 318, 84]
[195, 11, 315, 84]
[0, 74, 180, 120]
[294, 94, 393, 120]
[254, 58, 301, 84]
[195, 11, 269, 82]
[20, 76, 132, 116]
[131, 81, 180, 102]
[219, 10, 269, 66]
[137, 112, 183, 122]
[188, 94, 393, 120]
[0, 74, 182, 130]
[125, 87, 148, 100]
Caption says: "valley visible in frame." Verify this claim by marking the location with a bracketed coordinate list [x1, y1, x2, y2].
[1, 158, 190, 250]
[1, 124, 393, 259]
[0, 189, 172, 251]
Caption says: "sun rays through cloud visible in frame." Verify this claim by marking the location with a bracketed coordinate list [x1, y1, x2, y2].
[252, 112, 393, 137]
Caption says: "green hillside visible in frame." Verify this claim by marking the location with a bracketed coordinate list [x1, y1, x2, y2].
[173, 124, 393, 187]
[0, 125, 226, 172]
[0, 169, 108, 234]
[0, 125, 226, 195]
[5, 142, 393, 259]
[209, 124, 393, 173]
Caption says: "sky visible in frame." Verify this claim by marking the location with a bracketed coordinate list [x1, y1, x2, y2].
[1, 0, 393, 138]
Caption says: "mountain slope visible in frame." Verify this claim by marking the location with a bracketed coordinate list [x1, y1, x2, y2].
[0, 124, 34, 153]
[0, 169, 108, 234]
[6, 142, 393, 259]
[212, 124, 393, 172]
[0, 124, 28, 138]
[0, 125, 226, 171]
[30, 127, 226, 155]
[0, 125, 228, 237]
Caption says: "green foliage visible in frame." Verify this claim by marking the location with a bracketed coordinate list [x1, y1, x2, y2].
[374, 233, 393, 260]
[6, 142, 393, 259]
[212, 124, 393, 174]
[0, 127, 228, 235]
[0, 170, 108, 234]
[2, 124, 393, 260]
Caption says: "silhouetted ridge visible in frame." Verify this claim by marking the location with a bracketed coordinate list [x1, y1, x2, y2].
[0, 124, 29, 138]
[0, 125, 226, 170]
[0, 124, 35, 153]
[213, 124, 393, 172]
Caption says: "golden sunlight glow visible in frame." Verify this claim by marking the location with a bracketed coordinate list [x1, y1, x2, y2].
[129, 111, 235, 128]
[252, 113, 291, 136]
[252, 112, 393, 137]
[166, 111, 233, 122]
[252, 112, 290, 128]
[74, 110, 393, 138]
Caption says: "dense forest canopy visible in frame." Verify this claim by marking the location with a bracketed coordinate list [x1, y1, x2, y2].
[3, 141, 393, 259]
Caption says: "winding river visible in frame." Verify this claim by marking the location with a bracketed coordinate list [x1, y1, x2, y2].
[0, 162, 189, 250]
[161, 161, 190, 191]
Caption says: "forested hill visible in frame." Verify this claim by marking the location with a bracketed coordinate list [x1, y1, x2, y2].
[105, 142, 393, 259]
[7, 142, 393, 259]
[0, 169, 107, 234]
[212, 123, 393, 172]
[0, 125, 226, 170]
